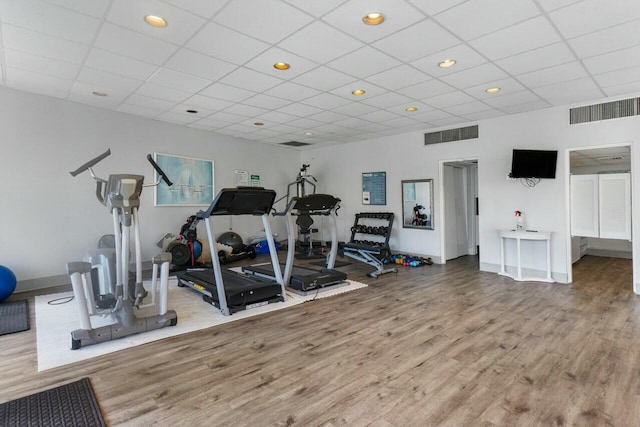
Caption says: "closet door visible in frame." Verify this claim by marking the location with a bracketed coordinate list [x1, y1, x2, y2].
[570, 174, 599, 238]
[599, 173, 631, 240]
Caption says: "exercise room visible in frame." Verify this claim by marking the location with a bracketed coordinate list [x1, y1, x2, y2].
[2, 1, 640, 425]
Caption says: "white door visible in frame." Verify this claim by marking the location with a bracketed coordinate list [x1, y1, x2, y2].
[599, 173, 631, 240]
[570, 174, 599, 238]
[444, 165, 469, 260]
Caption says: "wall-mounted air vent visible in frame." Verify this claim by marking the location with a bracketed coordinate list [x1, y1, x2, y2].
[424, 125, 478, 146]
[570, 97, 640, 124]
[279, 141, 311, 147]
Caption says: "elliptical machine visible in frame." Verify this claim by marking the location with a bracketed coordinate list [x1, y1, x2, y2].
[66, 149, 178, 350]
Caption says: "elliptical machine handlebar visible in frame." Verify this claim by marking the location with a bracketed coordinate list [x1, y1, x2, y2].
[69, 148, 112, 177]
[146, 154, 173, 187]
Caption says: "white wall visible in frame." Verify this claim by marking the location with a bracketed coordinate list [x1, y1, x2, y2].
[0, 87, 300, 290]
[302, 99, 640, 284]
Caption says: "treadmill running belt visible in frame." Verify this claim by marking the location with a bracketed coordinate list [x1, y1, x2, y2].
[243, 263, 347, 291]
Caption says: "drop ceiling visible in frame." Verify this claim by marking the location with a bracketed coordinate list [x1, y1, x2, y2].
[1, 0, 640, 150]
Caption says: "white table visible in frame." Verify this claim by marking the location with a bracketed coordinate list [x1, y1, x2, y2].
[499, 230, 554, 283]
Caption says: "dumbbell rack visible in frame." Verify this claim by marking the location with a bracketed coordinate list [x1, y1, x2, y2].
[342, 212, 397, 278]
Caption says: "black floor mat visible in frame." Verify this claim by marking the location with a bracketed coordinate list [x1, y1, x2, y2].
[0, 299, 30, 336]
[0, 377, 106, 427]
[310, 260, 352, 268]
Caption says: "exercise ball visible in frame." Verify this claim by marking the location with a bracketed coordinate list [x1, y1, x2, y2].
[0, 265, 17, 302]
[218, 232, 243, 252]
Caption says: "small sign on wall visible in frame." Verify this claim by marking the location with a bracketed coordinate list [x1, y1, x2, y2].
[234, 169, 248, 186]
[251, 174, 260, 187]
[362, 171, 386, 205]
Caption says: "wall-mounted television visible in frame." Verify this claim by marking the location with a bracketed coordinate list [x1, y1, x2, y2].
[510, 149, 558, 179]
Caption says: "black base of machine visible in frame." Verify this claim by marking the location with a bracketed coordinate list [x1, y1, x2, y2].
[177, 269, 283, 314]
[242, 263, 347, 293]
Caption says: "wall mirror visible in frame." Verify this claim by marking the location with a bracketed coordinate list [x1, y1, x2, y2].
[402, 179, 434, 230]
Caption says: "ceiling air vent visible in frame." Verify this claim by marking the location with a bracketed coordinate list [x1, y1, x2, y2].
[425, 125, 478, 146]
[570, 97, 640, 124]
[279, 141, 311, 147]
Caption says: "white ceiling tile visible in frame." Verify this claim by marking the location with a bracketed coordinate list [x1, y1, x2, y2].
[2, 24, 89, 64]
[583, 45, 640, 75]
[244, 47, 319, 79]
[536, 0, 583, 12]
[568, 19, 640, 59]
[125, 93, 176, 111]
[4, 48, 79, 80]
[278, 21, 363, 64]
[361, 92, 414, 109]
[212, 0, 313, 44]
[282, 0, 348, 16]
[242, 94, 291, 110]
[147, 68, 212, 93]
[301, 92, 353, 109]
[433, 0, 541, 40]
[495, 42, 575, 75]
[461, 109, 504, 120]
[263, 82, 321, 102]
[277, 102, 324, 117]
[406, 0, 468, 16]
[411, 44, 487, 77]
[443, 101, 494, 115]
[602, 81, 640, 97]
[77, 67, 143, 92]
[0, 0, 100, 44]
[327, 46, 402, 79]
[94, 23, 178, 65]
[307, 110, 351, 123]
[499, 100, 551, 114]
[549, 0, 640, 39]
[223, 103, 269, 118]
[190, 116, 234, 129]
[532, 77, 603, 105]
[366, 65, 432, 90]
[463, 77, 526, 99]
[440, 63, 508, 89]
[85, 48, 158, 80]
[117, 103, 164, 118]
[407, 108, 454, 123]
[386, 101, 434, 115]
[186, 22, 270, 65]
[517, 61, 588, 89]
[220, 68, 284, 93]
[107, 0, 205, 45]
[329, 81, 386, 100]
[135, 82, 191, 103]
[43, 0, 110, 18]
[424, 91, 477, 108]
[292, 67, 356, 91]
[257, 110, 300, 124]
[68, 82, 129, 107]
[323, 0, 425, 43]
[333, 117, 375, 129]
[380, 116, 424, 128]
[169, 104, 215, 118]
[183, 94, 233, 111]
[163, 49, 237, 82]
[5, 67, 72, 98]
[396, 79, 454, 99]
[208, 111, 249, 125]
[161, 0, 228, 19]
[287, 117, 324, 129]
[155, 111, 199, 125]
[429, 116, 468, 127]
[469, 17, 561, 60]
[332, 102, 379, 117]
[482, 90, 540, 108]
[199, 83, 256, 102]
[592, 65, 640, 88]
[373, 20, 460, 62]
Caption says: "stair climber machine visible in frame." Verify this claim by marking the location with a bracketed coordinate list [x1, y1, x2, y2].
[242, 193, 347, 295]
[66, 149, 178, 350]
[176, 187, 286, 315]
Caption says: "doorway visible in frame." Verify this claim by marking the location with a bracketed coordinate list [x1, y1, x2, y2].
[565, 144, 635, 292]
[439, 159, 479, 262]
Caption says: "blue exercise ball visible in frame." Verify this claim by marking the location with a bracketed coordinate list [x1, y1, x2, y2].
[0, 265, 17, 302]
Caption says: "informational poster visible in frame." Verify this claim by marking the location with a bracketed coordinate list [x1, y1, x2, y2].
[234, 169, 249, 186]
[362, 171, 386, 205]
[250, 174, 260, 187]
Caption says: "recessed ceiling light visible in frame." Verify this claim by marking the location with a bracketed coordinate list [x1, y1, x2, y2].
[352, 89, 366, 96]
[254, 122, 264, 126]
[304, 132, 313, 136]
[485, 87, 501, 94]
[144, 15, 167, 27]
[273, 62, 290, 70]
[438, 59, 456, 68]
[363, 12, 384, 25]
[186, 109, 198, 114]
[92, 91, 108, 97]
[405, 107, 417, 112]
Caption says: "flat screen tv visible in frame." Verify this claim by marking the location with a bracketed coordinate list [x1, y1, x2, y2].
[510, 149, 558, 179]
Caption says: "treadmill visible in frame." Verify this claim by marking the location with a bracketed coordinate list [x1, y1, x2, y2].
[176, 187, 286, 315]
[242, 193, 347, 295]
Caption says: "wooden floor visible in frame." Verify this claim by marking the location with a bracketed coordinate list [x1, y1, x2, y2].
[1, 254, 639, 426]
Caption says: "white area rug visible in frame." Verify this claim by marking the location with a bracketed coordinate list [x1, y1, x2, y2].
[35, 278, 367, 371]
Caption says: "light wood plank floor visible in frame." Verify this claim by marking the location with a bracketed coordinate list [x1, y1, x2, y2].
[1, 254, 638, 426]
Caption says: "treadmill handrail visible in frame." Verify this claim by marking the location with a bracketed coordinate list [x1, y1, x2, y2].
[196, 187, 277, 219]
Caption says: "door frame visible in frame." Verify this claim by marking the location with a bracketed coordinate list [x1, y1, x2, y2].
[439, 158, 479, 264]
[564, 142, 636, 292]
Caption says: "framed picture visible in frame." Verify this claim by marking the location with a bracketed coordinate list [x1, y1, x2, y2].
[362, 171, 386, 205]
[153, 153, 214, 206]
